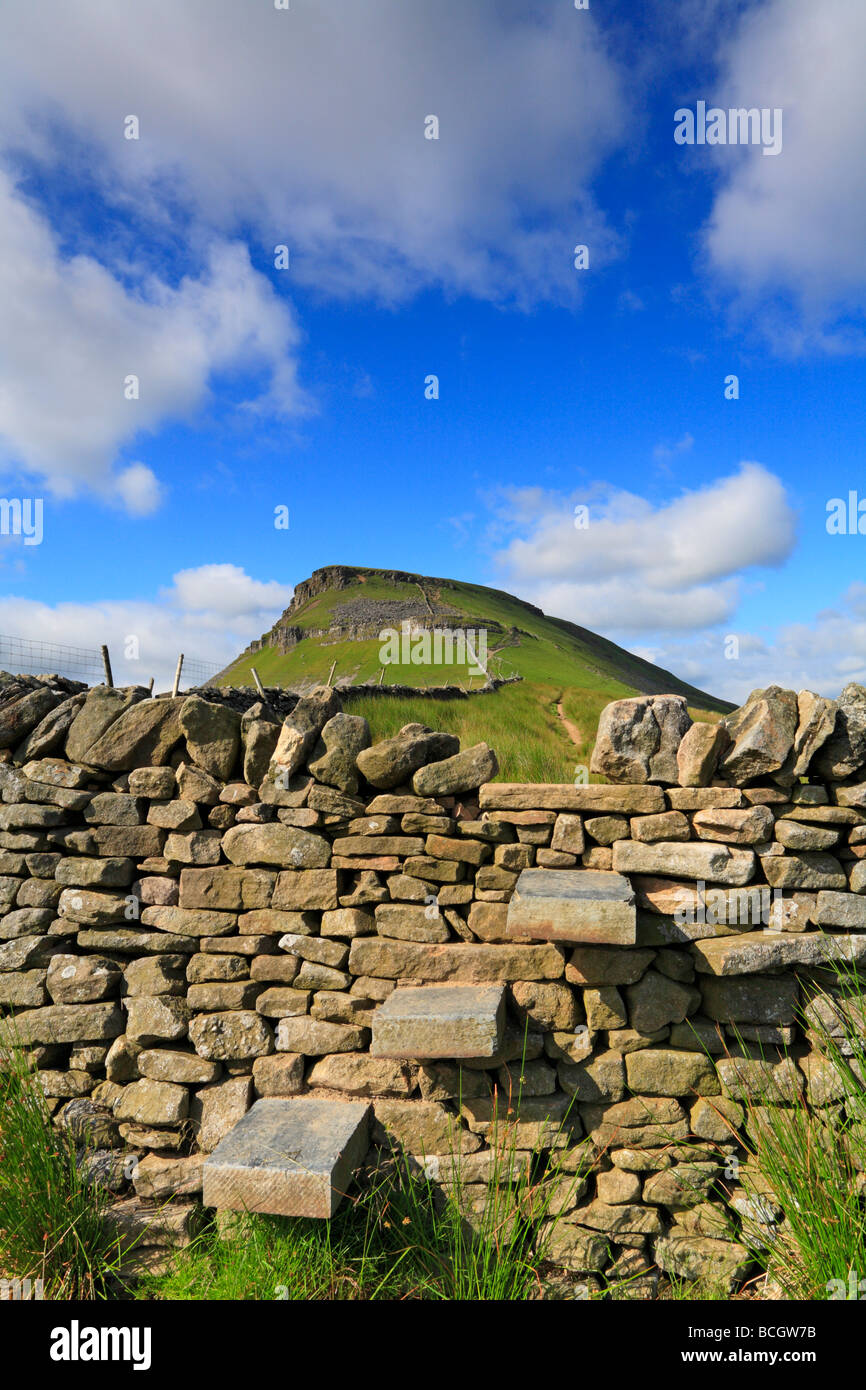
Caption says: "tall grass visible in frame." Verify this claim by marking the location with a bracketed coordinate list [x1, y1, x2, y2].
[376, 1104, 589, 1301]
[726, 958, 866, 1300]
[0, 1037, 127, 1298]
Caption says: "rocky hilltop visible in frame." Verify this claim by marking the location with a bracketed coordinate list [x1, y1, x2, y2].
[220, 564, 733, 716]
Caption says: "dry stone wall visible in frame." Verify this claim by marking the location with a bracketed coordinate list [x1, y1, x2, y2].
[2, 675, 866, 1290]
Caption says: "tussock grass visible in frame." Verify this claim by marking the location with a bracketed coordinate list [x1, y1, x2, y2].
[723, 964, 866, 1301]
[0, 1037, 127, 1299]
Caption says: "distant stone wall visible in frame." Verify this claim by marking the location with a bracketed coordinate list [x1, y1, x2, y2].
[1, 675, 864, 1290]
[197, 673, 521, 716]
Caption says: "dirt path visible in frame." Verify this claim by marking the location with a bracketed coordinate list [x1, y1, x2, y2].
[556, 698, 583, 748]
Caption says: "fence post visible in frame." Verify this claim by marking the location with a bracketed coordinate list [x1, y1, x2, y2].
[251, 667, 265, 699]
[171, 654, 184, 699]
[101, 645, 113, 687]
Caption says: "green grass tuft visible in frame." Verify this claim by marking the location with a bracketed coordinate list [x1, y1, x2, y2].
[0, 1035, 128, 1299]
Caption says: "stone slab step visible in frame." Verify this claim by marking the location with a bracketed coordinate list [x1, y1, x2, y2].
[370, 984, 506, 1058]
[506, 868, 636, 945]
[202, 1098, 371, 1218]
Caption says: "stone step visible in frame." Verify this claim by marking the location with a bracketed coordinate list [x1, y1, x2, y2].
[370, 983, 506, 1058]
[202, 1098, 371, 1218]
[506, 867, 636, 945]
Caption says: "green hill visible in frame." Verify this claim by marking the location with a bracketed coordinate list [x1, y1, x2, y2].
[216, 565, 732, 782]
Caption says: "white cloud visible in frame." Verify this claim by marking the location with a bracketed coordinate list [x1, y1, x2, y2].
[0, 172, 309, 507]
[644, 583, 866, 704]
[703, 0, 866, 344]
[165, 565, 293, 624]
[0, 0, 630, 307]
[492, 463, 797, 632]
[113, 463, 164, 518]
[0, 563, 293, 691]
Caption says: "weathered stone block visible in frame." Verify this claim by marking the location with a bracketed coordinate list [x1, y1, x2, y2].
[510, 980, 580, 1031]
[692, 805, 775, 846]
[164, 830, 222, 866]
[124, 955, 187, 996]
[202, 1097, 371, 1217]
[255, 987, 310, 1017]
[373, 902, 449, 944]
[624, 971, 701, 1033]
[188, 1010, 273, 1062]
[115, 1078, 188, 1126]
[137, 1049, 220, 1084]
[654, 1234, 751, 1294]
[55, 857, 135, 889]
[223, 823, 330, 868]
[85, 699, 184, 772]
[370, 984, 506, 1059]
[126, 996, 190, 1046]
[140, 906, 237, 937]
[551, 814, 585, 856]
[558, 1050, 626, 1103]
[348, 937, 565, 983]
[57, 888, 129, 927]
[612, 840, 755, 886]
[275, 1017, 367, 1055]
[306, 1052, 415, 1097]
[132, 1153, 203, 1199]
[700, 975, 799, 1026]
[565, 944, 655, 987]
[760, 851, 846, 891]
[187, 981, 261, 1011]
[0, 1001, 124, 1046]
[252, 1053, 305, 1097]
[373, 1099, 481, 1154]
[479, 784, 665, 814]
[692, 930, 866, 975]
[272, 870, 339, 911]
[814, 890, 866, 929]
[193, 1075, 253, 1153]
[46, 953, 121, 1004]
[506, 868, 636, 945]
[624, 1049, 719, 1098]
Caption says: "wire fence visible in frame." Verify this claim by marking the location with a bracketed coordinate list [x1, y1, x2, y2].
[0, 634, 104, 682]
[179, 657, 224, 687]
[0, 634, 221, 688]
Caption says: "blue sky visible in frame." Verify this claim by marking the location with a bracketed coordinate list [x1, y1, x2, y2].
[0, 0, 865, 699]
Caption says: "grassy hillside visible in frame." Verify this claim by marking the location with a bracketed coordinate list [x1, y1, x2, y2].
[217, 567, 729, 782]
